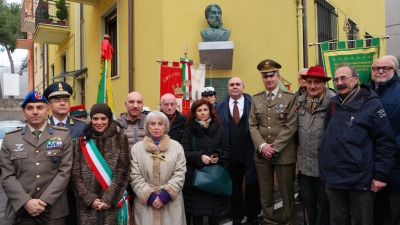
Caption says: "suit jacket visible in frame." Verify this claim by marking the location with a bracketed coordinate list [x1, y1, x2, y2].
[49, 116, 86, 139]
[249, 89, 298, 165]
[0, 124, 73, 224]
[215, 94, 258, 184]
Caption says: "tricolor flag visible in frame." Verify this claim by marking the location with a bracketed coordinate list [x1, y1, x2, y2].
[180, 58, 193, 100]
[97, 59, 115, 117]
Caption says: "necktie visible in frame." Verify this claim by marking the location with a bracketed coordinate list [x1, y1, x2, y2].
[57, 122, 65, 127]
[268, 92, 274, 104]
[33, 130, 41, 145]
[233, 101, 240, 124]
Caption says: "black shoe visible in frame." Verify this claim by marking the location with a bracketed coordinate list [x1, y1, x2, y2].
[232, 219, 242, 225]
[247, 218, 260, 225]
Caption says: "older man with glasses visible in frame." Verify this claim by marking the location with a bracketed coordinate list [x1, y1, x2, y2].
[367, 56, 400, 225]
[318, 63, 396, 225]
[159, 93, 187, 142]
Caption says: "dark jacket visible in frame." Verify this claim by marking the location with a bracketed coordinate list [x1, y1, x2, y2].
[49, 116, 86, 139]
[215, 94, 258, 184]
[181, 119, 230, 216]
[166, 110, 187, 142]
[367, 76, 400, 190]
[318, 85, 396, 190]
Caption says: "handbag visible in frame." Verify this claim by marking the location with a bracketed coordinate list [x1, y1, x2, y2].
[191, 136, 232, 196]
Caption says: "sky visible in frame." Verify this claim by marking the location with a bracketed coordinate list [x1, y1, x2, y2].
[0, 0, 28, 66]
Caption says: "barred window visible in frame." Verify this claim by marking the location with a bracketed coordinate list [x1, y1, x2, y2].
[347, 19, 359, 48]
[365, 32, 373, 47]
[316, 0, 338, 65]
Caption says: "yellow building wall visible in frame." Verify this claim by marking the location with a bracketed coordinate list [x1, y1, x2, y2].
[306, 0, 386, 66]
[77, 0, 385, 116]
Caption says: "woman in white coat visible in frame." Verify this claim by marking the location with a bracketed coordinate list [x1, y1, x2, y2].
[130, 111, 187, 225]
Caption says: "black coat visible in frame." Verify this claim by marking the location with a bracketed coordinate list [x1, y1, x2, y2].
[181, 119, 230, 216]
[167, 110, 187, 142]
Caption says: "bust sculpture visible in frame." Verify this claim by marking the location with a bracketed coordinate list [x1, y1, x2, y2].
[200, 4, 231, 42]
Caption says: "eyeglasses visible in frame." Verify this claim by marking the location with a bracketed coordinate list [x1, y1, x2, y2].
[371, 66, 394, 72]
[333, 76, 354, 83]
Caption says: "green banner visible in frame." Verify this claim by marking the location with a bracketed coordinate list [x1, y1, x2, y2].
[321, 39, 380, 90]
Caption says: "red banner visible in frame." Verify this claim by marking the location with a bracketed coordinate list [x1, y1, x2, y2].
[160, 61, 182, 98]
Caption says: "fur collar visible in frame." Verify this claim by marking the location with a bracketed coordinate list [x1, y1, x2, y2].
[143, 135, 171, 153]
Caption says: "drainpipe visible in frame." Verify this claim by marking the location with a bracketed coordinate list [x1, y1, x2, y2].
[42, 44, 46, 92]
[297, 0, 304, 71]
[128, 0, 133, 92]
[302, 0, 308, 68]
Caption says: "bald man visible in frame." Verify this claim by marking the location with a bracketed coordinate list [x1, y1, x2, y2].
[159, 93, 187, 142]
[117, 92, 147, 149]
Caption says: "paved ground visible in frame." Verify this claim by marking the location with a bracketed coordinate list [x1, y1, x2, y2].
[0, 178, 306, 225]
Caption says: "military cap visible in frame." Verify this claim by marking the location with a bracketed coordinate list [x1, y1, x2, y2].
[43, 82, 73, 99]
[201, 87, 217, 96]
[70, 104, 88, 117]
[257, 59, 282, 76]
[21, 91, 48, 108]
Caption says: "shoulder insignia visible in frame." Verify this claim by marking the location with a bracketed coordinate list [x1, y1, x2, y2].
[253, 91, 264, 97]
[283, 90, 296, 95]
[5, 128, 22, 134]
[72, 117, 87, 123]
[53, 125, 69, 131]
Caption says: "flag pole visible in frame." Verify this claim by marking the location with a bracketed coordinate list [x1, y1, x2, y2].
[104, 59, 107, 104]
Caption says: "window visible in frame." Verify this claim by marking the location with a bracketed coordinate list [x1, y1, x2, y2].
[365, 32, 373, 47]
[105, 9, 117, 77]
[40, 44, 44, 66]
[316, 0, 338, 65]
[347, 19, 359, 48]
[61, 53, 67, 82]
[35, 47, 37, 72]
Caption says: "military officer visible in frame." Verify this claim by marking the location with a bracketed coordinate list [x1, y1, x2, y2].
[43, 82, 86, 138]
[0, 91, 73, 225]
[249, 59, 298, 225]
[43, 82, 85, 224]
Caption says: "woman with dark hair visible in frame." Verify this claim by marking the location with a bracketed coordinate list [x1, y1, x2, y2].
[71, 103, 130, 225]
[181, 99, 230, 225]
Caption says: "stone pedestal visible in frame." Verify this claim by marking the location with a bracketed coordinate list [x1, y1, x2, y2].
[198, 41, 234, 70]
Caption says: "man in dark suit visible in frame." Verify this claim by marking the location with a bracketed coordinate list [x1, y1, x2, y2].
[215, 77, 261, 225]
[43, 82, 86, 224]
[0, 91, 72, 225]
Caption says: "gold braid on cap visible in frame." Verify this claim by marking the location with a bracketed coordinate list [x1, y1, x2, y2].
[58, 83, 64, 91]
[260, 61, 279, 73]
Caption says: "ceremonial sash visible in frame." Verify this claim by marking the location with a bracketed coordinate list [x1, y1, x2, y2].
[80, 137, 131, 225]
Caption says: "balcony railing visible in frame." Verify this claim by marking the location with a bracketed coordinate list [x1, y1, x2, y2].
[35, 0, 69, 28]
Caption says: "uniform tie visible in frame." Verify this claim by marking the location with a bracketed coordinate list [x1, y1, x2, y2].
[33, 130, 41, 145]
[268, 92, 274, 104]
[57, 122, 65, 127]
[233, 101, 240, 124]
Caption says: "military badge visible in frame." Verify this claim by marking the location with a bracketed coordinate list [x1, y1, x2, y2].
[278, 93, 282, 99]
[256, 103, 263, 108]
[46, 138, 63, 150]
[34, 91, 43, 99]
[13, 144, 24, 152]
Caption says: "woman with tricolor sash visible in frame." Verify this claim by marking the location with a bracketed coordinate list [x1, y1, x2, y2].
[71, 103, 131, 225]
[130, 111, 187, 225]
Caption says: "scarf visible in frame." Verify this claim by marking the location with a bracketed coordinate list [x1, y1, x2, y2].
[306, 90, 325, 113]
[339, 85, 361, 105]
[196, 117, 212, 129]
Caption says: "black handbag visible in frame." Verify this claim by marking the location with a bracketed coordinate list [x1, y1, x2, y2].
[191, 136, 232, 196]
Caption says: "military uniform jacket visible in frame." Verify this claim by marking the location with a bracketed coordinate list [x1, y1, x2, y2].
[49, 116, 86, 139]
[249, 89, 298, 164]
[0, 124, 73, 224]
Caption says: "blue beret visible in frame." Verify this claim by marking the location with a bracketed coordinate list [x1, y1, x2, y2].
[43, 82, 73, 99]
[21, 91, 48, 108]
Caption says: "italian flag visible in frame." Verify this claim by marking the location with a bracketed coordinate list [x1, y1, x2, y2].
[97, 59, 115, 117]
[180, 58, 193, 100]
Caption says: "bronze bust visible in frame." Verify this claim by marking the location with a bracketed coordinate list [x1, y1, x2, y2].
[200, 4, 231, 42]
